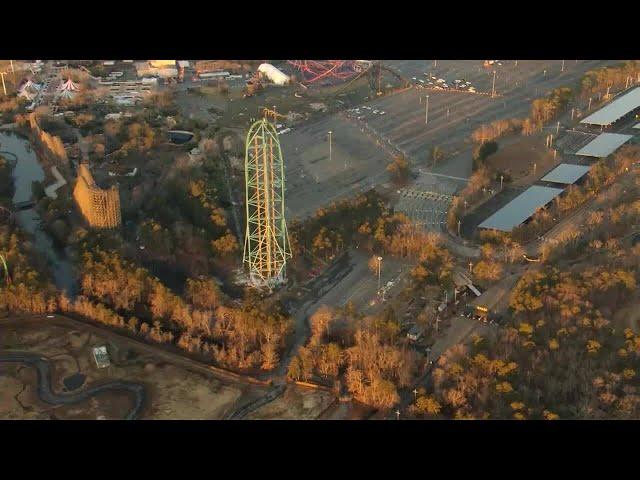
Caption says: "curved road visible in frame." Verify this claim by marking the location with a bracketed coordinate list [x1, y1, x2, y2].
[0, 351, 146, 420]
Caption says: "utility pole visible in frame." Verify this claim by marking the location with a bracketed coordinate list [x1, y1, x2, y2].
[457, 219, 461, 236]
[425, 95, 429, 124]
[468, 261, 473, 273]
[588, 97, 592, 111]
[500, 174, 504, 190]
[491, 70, 496, 98]
[561, 60, 565, 72]
[556, 121, 560, 135]
[377, 256, 383, 292]
[413, 389, 419, 400]
[533, 162, 537, 175]
[0, 72, 6, 96]
[571, 107, 575, 121]
[328, 130, 332, 164]
[395, 409, 401, 420]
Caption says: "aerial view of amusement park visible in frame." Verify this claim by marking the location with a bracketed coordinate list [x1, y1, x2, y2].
[2, 58, 640, 421]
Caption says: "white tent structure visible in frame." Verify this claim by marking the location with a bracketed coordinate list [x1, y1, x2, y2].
[58, 78, 80, 92]
[56, 78, 80, 102]
[257, 63, 290, 86]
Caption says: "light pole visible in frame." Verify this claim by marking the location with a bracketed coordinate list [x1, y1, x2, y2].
[328, 130, 332, 164]
[425, 95, 429, 125]
[500, 175, 504, 190]
[561, 60, 565, 72]
[377, 256, 383, 292]
[491, 70, 496, 98]
[588, 97, 592, 111]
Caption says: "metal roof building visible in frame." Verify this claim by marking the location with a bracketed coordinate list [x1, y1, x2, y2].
[541, 163, 591, 185]
[478, 186, 564, 232]
[576, 133, 633, 158]
[580, 87, 640, 126]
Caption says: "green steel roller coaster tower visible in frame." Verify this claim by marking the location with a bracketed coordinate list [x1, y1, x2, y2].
[243, 114, 291, 288]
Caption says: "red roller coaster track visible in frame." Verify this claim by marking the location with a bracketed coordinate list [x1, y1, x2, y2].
[287, 60, 360, 85]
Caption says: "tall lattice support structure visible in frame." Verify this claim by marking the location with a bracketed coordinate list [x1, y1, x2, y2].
[73, 163, 121, 229]
[243, 119, 291, 288]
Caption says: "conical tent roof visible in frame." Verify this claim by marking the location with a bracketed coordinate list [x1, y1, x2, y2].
[20, 80, 42, 93]
[18, 81, 38, 100]
[58, 78, 79, 92]
[57, 88, 76, 100]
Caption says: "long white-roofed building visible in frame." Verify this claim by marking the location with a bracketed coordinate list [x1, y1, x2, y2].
[540, 163, 592, 185]
[478, 186, 564, 232]
[580, 87, 640, 127]
[576, 133, 633, 158]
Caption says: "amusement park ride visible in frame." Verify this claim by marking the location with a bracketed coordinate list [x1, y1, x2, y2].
[242, 108, 292, 289]
[287, 60, 362, 85]
[0, 253, 10, 286]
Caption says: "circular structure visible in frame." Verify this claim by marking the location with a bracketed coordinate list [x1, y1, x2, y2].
[287, 60, 360, 86]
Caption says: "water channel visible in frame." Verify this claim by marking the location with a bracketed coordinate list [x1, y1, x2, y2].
[1, 131, 77, 296]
